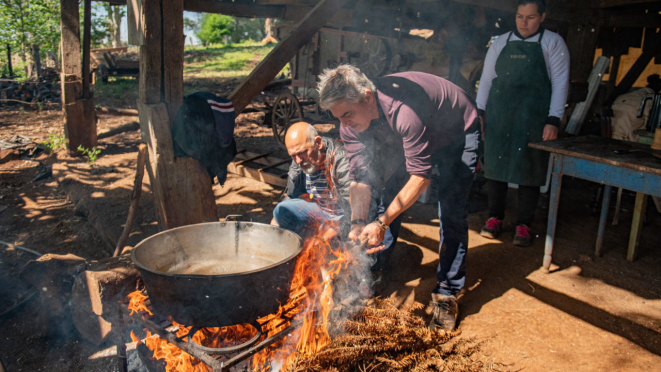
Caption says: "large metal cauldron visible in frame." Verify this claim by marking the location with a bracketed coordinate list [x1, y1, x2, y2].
[131, 222, 302, 327]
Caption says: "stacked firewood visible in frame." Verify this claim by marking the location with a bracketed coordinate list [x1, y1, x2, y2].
[0, 67, 61, 105]
[285, 298, 508, 372]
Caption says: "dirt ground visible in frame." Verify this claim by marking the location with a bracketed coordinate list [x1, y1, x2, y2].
[1, 104, 660, 372]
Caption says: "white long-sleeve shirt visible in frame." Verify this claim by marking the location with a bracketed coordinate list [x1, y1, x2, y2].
[476, 29, 570, 120]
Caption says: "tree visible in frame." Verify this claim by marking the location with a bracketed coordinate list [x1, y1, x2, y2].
[196, 14, 234, 45]
[230, 18, 266, 43]
[106, 4, 125, 48]
[0, 0, 60, 71]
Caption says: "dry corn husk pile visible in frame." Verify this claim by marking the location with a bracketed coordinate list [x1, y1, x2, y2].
[284, 298, 510, 372]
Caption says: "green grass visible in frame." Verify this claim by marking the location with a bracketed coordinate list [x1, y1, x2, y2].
[92, 41, 285, 105]
[183, 41, 278, 79]
[94, 76, 139, 100]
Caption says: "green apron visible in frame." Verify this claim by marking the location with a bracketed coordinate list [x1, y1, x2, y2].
[484, 29, 551, 186]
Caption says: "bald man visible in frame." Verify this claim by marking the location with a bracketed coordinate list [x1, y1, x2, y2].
[270, 122, 353, 238]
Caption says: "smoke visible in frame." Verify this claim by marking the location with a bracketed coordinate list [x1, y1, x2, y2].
[326, 239, 375, 336]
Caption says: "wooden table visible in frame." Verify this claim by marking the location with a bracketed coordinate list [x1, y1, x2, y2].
[529, 136, 661, 271]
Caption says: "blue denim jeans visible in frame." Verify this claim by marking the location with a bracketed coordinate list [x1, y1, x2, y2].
[272, 198, 342, 238]
[380, 128, 479, 296]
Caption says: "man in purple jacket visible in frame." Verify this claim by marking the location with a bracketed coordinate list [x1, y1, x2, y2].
[317, 65, 480, 331]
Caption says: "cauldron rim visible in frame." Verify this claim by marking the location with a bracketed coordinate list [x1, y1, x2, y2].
[131, 221, 303, 280]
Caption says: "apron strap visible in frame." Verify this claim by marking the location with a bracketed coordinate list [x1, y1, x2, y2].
[537, 28, 545, 44]
[506, 31, 514, 44]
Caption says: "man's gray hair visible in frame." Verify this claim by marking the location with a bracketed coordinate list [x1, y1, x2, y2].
[317, 65, 376, 110]
[305, 123, 319, 143]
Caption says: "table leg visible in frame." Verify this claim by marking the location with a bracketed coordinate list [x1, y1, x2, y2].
[595, 184, 611, 257]
[612, 187, 623, 226]
[627, 192, 648, 262]
[543, 156, 563, 272]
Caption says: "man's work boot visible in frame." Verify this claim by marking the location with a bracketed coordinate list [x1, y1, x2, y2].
[513, 224, 532, 247]
[480, 217, 502, 239]
[429, 294, 458, 331]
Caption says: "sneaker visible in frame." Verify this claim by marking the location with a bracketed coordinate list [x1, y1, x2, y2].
[429, 294, 458, 331]
[480, 217, 502, 239]
[513, 224, 532, 247]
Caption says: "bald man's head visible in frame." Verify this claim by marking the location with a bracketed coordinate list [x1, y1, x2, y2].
[285, 122, 325, 174]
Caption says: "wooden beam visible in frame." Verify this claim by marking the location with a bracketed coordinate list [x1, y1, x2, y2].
[229, 0, 350, 113]
[82, 0, 92, 98]
[60, 0, 81, 78]
[607, 52, 654, 103]
[602, 11, 661, 28]
[127, 0, 144, 45]
[600, 0, 656, 7]
[96, 0, 285, 18]
[63, 99, 98, 156]
[184, 0, 285, 18]
[138, 101, 219, 229]
[137, 0, 161, 103]
[162, 0, 184, 119]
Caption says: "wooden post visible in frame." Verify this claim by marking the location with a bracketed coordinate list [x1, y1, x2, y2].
[60, 0, 97, 156]
[229, 0, 351, 113]
[129, 0, 218, 229]
[82, 0, 92, 98]
[31, 45, 42, 78]
[6, 44, 12, 78]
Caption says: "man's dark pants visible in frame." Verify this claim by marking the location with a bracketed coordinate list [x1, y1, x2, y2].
[379, 126, 480, 296]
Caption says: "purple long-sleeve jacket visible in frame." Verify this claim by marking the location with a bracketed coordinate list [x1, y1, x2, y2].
[340, 72, 478, 187]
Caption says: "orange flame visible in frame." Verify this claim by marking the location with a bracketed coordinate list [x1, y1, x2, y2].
[125, 149, 359, 371]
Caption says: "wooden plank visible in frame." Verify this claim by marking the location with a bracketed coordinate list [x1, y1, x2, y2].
[234, 153, 270, 166]
[162, 0, 184, 120]
[258, 159, 291, 172]
[627, 193, 648, 261]
[63, 99, 98, 156]
[530, 136, 661, 176]
[227, 162, 288, 188]
[82, 0, 92, 98]
[138, 0, 161, 104]
[137, 100, 219, 229]
[229, 0, 351, 113]
[127, 0, 144, 46]
[565, 56, 610, 134]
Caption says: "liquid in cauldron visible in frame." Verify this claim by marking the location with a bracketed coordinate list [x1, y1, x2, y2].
[157, 257, 275, 275]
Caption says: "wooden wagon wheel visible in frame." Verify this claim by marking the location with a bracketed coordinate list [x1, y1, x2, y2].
[271, 92, 303, 149]
[356, 37, 392, 79]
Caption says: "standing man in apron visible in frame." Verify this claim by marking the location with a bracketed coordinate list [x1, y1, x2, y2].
[475, 0, 570, 246]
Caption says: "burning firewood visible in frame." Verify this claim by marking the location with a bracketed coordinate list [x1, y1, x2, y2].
[283, 298, 495, 372]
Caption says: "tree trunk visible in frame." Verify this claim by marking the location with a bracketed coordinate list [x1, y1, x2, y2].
[6, 45, 12, 77]
[265, 18, 277, 39]
[113, 6, 123, 47]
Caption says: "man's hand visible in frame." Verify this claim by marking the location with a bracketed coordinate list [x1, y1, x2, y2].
[542, 124, 558, 141]
[348, 222, 365, 242]
[359, 222, 386, 254]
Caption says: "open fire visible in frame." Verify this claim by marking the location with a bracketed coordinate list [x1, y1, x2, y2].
[127, 220, 359, 372]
